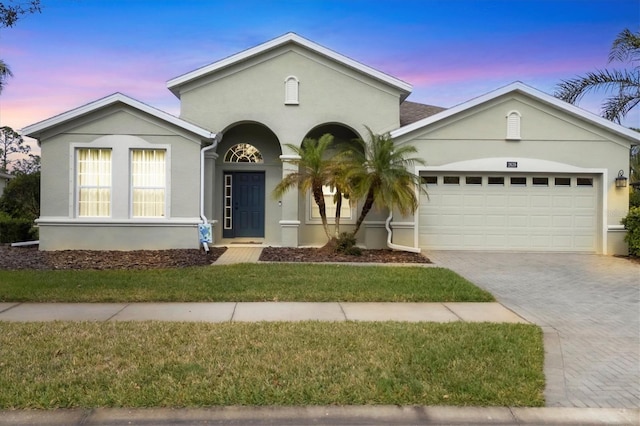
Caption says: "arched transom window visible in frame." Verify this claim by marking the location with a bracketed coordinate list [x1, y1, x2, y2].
[224, 143, 264, 163]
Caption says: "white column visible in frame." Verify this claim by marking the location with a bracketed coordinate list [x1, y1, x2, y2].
[278, 154, 301, 247]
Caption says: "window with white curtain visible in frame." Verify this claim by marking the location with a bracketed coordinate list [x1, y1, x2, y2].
[131, 149, 166, 217]
[77, 148, 112, 217]
[310, 185, 353, 221]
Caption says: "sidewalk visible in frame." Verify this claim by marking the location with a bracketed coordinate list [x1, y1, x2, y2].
[0, 301, 528, 323]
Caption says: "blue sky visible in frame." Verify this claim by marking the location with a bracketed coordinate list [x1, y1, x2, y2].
[1, 0, 638, 148]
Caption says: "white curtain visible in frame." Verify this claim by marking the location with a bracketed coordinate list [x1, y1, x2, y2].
[78, 149, 111, 217]
[132, 150, 165, 217]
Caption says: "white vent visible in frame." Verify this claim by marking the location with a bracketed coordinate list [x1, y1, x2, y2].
[285, 76, 299, 105]
[506, 111, 521, 140]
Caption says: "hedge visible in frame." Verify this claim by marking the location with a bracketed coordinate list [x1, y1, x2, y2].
[0, 218, 36, 244]
[621, 207, 640, 256]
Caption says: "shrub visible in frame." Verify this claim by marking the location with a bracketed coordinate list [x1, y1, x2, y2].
[621, 206, 640, 256]
[0, 218, 36, 243]
[630, 189, 640, 208]
[335, 232, 362, 256]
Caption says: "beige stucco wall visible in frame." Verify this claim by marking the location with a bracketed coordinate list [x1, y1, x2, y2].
[394, 92, 633, 254]
[178, 44, 406, 247]
[38, 106, 205, 250]
[178, 46, 403, 142]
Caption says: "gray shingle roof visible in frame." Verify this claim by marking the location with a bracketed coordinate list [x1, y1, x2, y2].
[400, 101, 446, 126]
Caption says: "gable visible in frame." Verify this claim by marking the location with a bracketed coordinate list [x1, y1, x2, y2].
[168, 32, 411, 100]
[393, 83, 639, 149]
[22, 93, 215, 144]
[178, 46, 406, 138]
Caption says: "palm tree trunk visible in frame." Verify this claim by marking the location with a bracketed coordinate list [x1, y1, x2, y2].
[334, 192, 343, 238]
[313, 186, 332, 240]
[353, 188, 375, 236]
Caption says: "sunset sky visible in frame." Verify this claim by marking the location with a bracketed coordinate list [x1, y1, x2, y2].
[0, 0, 638, 153]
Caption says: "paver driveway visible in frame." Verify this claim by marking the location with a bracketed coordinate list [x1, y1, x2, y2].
[426, 251, 640, 409]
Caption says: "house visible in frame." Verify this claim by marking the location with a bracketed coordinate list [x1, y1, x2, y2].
[0, 171, 13, 198]
[22, 33, 638, 254]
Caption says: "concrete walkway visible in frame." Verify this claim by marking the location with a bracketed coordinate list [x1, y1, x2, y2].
[214, 246, 263, 264]
[0, 301, 527, 323]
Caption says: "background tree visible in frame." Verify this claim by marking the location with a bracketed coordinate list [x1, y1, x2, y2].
[555, 28, 639, 124]
[0, 59, 13, 94]
[13, 153, 40, 174]
[0, 0, 40, 27]
[0, 126, 31, 172]
[347, 128, 427, 236]
[273, 134, 336, 240]
[0, 170, 40, 220]
[1, 1, 42, 93]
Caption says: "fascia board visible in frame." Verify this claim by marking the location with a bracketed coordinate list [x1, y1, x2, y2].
[22, 93, 215, 140]
[392, 81, 640, 143]
[167, 32, 412, 98]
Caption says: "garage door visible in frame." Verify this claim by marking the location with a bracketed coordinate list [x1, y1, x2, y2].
[418, 173, 599, 252]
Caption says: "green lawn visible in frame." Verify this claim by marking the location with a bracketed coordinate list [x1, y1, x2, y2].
[0, 264, 494, 302]
[0, 321, 544, 408]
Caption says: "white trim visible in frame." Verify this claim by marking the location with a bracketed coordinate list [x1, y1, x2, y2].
[416, 157, 605, 174]
[167, 32, 412, 99]
[608, 225, 626, 231]
[36, 217, 201, 227]
[280, 154, 302, 161]
[279, 220, 301, 227]
[22, 93, 216, 140]
[391, 82, 640, 143]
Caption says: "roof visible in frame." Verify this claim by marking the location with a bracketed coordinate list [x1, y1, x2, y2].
[400, 101, 446, 126]
[167, 32, 413, 101]
[22, 93, 216, 141]
[391, 81, 640, 143]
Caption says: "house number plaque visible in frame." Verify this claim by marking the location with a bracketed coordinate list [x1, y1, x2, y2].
[506, 161, 518, 168]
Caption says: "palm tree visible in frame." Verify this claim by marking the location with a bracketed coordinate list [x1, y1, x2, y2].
[347, 128, 427, 236]
[273, 134, 336, 240]
[0, 59, 13, 94]
[555, 28, 639, 124]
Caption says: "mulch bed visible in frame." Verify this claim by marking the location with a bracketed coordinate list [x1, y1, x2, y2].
[0, 245, 429, 270]
[259, 247, 430, 264]
[0, 246, 226, 270]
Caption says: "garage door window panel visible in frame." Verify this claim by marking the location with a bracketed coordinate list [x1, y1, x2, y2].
[533, 177, 549, 186]
[488, 176, 504, 185]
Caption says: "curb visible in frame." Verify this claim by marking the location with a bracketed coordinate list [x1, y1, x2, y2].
[1, 406, 638, 425]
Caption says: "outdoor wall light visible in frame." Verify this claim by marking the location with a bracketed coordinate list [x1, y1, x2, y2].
[615, 170, 628, 188]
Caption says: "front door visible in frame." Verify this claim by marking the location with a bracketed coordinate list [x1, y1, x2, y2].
[223, 172, 265, 238]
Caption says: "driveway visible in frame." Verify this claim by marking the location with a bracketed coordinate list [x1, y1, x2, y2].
[426, 251, 640, 409]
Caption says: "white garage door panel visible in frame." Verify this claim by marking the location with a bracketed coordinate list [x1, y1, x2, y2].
[419, 174, 598, 252]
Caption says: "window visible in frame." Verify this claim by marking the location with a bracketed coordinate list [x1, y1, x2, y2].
[488, 176, 505, 185]
[510, 177, 526, 186]
[131, 149, 166, 217]
[577, 177, 593, 186]
[310, 186, 353, 220]
[532, 177, 549, 186]
[506, 111, 521, 140]
[466, 176, 482, 185]
[224, 144, 263, 163]
[284, 76, 299, 105]
[422, 176, 437, 185]
[77, 148, 111, 217]
[555, 177, 571, 186]
[443, 176, 460, 185]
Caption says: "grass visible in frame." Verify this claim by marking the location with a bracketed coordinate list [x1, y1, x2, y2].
[0, 264, 494, 302]
[0, 321, 544, 408]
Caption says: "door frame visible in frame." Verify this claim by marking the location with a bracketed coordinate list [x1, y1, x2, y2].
[222, 171, 266, 239]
